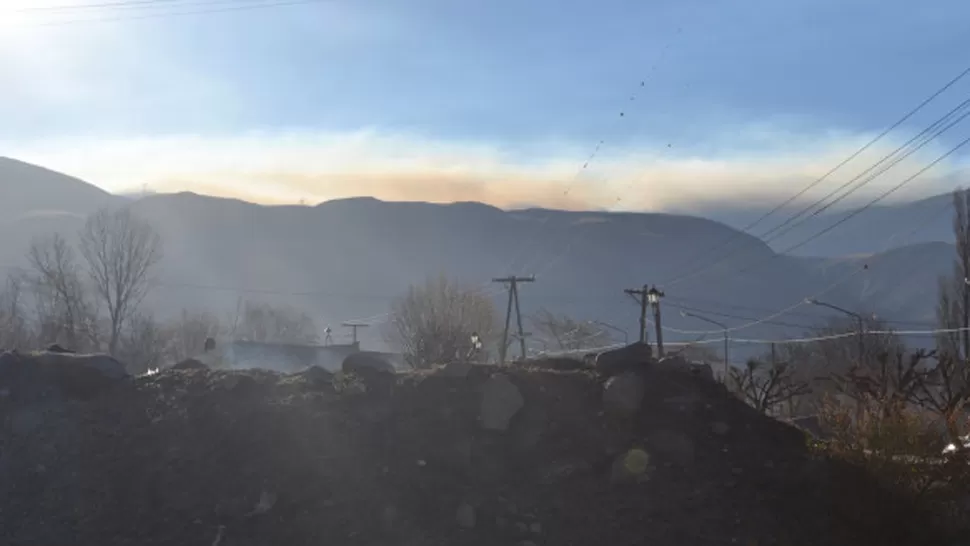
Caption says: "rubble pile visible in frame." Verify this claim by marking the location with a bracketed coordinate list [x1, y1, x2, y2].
[0, 348, 944, 546]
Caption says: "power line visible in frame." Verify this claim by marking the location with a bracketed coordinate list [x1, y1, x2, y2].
[758, 99, 970, 245]
[667, 295, 936, 327]
[340, 9, 694, 327]
[665, 126, 970, 289]
[775, 134, 970, 256]
[658, 63, 970, 286]
[16, 0, 238, 12]
[509, 18, 695, 278]
[11, 0, 328, 26]
[664, 301, 821, 330]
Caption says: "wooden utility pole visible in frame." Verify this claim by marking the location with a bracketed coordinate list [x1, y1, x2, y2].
[493, 275, 535, 365]
[647, 285, 666, 357]
[624, 285, 650, 343]
[341, 322, 369, 346]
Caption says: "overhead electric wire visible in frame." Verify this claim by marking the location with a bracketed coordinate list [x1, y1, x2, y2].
[757, 98, 970, 245]
[9, 0, 328, 26]
[655, 178, 965, 338]
[540, 324, 970, 358]
[658, 63, 970, 286]
[661, 107, 970, 289]
[773, 134, 970, 256]
[505, 28, 688, 277]
[666, 301, 831, 330]
[16, 0, 220, 12]
[339, 11, 694, 327]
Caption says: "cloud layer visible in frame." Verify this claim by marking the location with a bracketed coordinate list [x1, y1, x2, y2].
[3, 126, 966, 212]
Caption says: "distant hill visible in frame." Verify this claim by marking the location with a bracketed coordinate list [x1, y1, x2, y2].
[0, 157, 960, 357]
[697, 193, 956, 257]
[0, 157, 121, 219]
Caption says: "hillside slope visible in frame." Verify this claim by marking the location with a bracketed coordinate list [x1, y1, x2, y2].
[0, 157, 120, 219]
[0, 158, 959, 355]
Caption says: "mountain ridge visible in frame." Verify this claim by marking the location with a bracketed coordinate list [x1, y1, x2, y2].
[0, 157, 959, 356]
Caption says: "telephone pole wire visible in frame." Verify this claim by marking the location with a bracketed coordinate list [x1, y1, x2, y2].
[493, 275, 535, 365]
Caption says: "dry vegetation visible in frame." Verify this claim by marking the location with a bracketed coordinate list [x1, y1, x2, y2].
[0, 205, 322, 372]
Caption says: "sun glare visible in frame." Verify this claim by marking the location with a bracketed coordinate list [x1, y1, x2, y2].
[0, 0, 90, 35]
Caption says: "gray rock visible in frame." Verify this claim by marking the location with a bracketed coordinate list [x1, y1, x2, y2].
[435, 361, 474, 378]
[649, 430, 695, 464]
[711, 421, 731, 436]
[657, 356, 715, 382]
[456, 502, 477, 528]
[513, 405, 547, 449]
[35, 351, 129, 379]
[480, 374, 524, 431]
[10, 409, 44, 436]
[602, 372, 644, 415]
[594, 342, 652, 376]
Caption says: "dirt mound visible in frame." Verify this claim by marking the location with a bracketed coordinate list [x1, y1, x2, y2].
[0, 356, 943, 546]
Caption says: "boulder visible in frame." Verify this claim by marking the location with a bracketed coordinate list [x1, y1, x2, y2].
[172, 358, 209, 371]
[46, 344, 74, 354]
[342, 352, 396, 375]
[434, 361, 475, 378]
[479, 374, 524, 431]
[526, 357, 587, 371]
[649, 429, 695, 465]
[1, 350, 129, 399]
[602, 371, 645, 415]
[657, 356, 715, 382]
[31, 351, 128, 380]
[594, 342, 652, 377]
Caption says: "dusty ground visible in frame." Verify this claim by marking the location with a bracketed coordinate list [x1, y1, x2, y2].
[0, 356, 945, 546]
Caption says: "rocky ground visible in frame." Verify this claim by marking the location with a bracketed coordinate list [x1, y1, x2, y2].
[0, 350, 946, 546]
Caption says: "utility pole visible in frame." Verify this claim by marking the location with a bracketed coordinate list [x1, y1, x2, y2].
[493, 275, 535, 365]
[647, 285, 666, 357]
[341, 322, 369, 347]
[624, 285, 650, 343]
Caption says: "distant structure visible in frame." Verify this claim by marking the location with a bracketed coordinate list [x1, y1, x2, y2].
[222, 339, 404, 374]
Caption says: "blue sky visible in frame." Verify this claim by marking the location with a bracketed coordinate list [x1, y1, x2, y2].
[2, 0, 969, 211]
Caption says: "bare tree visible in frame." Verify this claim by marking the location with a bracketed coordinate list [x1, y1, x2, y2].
[924, 188, 970, 443]
[164, 309, 223, 363]
[826, 349, 931, 419]
[116, 313, 170, 374]
[954, 188, 970, 360]
[729, 358, 811, 414]
[388, 274, 497, 368]
[910, 351, 970, 445]
[25, 234, 99, 351]
[530, 309, 611, 351]
[0, 275, 32, 349]
[78, 207, 162, 355]
[234, 300, 318, 344]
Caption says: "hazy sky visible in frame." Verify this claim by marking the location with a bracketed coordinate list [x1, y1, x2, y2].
[2, 0, 970, 212]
